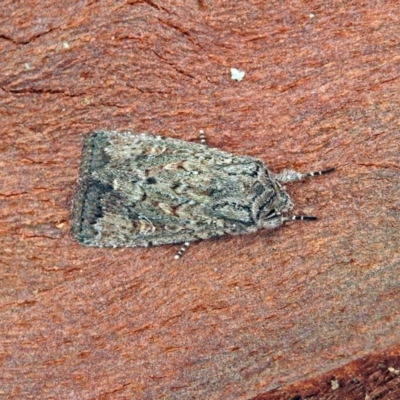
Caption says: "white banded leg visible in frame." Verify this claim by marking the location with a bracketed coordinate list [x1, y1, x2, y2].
[174, 241, 191, 259]
[282, 215, 318, 222]
[199, 129, 206, 145]
[266, 211, 318, 225]
[274, 167, 335, 183]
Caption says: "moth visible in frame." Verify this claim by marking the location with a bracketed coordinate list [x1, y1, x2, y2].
[71, 130, 334, 258]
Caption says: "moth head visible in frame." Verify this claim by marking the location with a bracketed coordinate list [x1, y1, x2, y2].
[258, 183, 292, 229]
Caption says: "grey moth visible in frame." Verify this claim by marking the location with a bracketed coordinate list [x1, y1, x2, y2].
[71, 130, 333, 258]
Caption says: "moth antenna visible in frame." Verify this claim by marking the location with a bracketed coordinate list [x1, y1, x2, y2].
[274, 167, 335, 183]
[174, 241, 191, 259]
[303, 167, 335, 178]
[199, 129, 207, 145]
[282, 215, 318, 222]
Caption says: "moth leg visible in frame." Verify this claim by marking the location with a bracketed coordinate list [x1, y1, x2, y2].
[273, 167, 334, 183]
[198, 129, 207, 145]
[264, 212, 318, 228]
[174, 241, 191, 259]
[282, 215, 317, 222]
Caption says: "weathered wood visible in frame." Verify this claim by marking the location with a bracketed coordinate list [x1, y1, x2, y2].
[1, 1, 399, 399]
[257, 348, 400, 399]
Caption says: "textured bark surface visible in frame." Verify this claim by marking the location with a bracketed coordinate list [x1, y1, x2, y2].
[1, 1, 399, 399]
[259, 347, 400, 400]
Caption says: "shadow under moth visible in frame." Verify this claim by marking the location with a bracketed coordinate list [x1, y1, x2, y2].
[71, 130, 334, 258]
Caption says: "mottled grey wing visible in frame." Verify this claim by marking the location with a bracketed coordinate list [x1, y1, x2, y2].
[72, 131, 275, 247]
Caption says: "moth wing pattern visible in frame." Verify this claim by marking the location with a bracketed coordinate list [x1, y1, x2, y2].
[72, 131, 289, 248]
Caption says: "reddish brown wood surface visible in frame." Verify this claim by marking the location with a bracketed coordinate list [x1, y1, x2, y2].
[1, 1, 399, 399]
